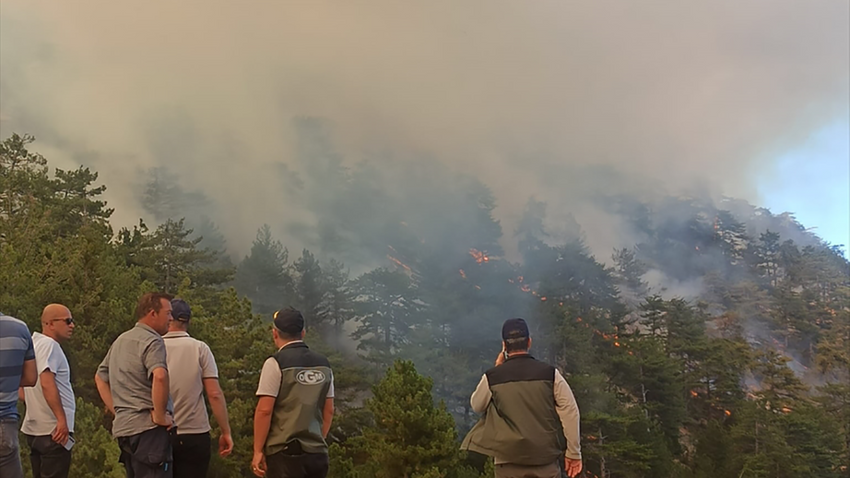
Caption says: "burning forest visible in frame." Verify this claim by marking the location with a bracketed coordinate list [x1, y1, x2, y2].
[1, 1, 848, 477]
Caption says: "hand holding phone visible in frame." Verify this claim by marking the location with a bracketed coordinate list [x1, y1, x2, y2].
[495, 343, 507, 366]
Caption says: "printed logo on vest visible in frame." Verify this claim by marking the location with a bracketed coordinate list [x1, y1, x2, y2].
[296, 370, 326, 385]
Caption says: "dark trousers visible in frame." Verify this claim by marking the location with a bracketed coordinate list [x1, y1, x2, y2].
[171, 432, 210, 478]
[494, 461, 561, 478]
[25, 434, 73, 478]
[118, 426, 173, 478]
[266, 451, 329, 478]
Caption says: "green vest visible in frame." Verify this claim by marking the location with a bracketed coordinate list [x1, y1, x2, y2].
[265, 343, 333, 456]
[461, 355, 564, 466]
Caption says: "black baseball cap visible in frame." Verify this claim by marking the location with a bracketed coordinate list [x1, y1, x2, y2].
[273, 307, 304, 335]
[502, 318, 530, 340]
[172, 299, 191, 322]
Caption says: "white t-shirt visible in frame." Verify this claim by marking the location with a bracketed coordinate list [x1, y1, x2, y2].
[255, 342, 334, 398]
[163, 331, 219, 434]
[22, 332, 76, 435]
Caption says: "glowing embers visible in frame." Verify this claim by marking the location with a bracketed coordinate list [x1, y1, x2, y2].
[386, 245, 412, 273]
[469, 248, 490, 264]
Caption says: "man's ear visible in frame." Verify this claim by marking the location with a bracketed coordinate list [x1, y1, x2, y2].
[528, 337, 533, 350]
[301, 329, 307, 339]
[272, 327, 279, 340]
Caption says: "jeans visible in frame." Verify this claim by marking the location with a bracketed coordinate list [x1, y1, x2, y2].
[25, 434, 73, 478]
[0, 418, 23, 478]
[171, 432, 211, 478]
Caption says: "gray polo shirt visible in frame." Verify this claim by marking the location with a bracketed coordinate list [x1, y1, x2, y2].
[96, 322, 174, 438]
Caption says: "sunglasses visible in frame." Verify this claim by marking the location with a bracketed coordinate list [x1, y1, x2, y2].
[52, 318, 75, 326]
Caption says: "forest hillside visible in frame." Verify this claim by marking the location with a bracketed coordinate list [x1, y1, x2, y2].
[1, 132, 848, 477]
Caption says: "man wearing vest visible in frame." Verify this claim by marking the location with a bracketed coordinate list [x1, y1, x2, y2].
[21, 304, 77, 478]
[461, 318, 583, 478]
[252, 307, 334, 478]
[163, 299, 234, 478]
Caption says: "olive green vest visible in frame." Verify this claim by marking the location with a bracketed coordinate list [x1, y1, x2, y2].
[461, 355, 564, 466]
[265, 343, 333, 456]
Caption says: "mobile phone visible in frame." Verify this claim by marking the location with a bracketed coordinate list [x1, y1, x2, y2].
[63, 435, 75, 451]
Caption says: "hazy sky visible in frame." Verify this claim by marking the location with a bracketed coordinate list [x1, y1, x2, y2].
[1, 1, 847, 254]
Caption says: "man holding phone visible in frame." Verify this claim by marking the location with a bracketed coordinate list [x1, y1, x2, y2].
[461, 318, 583, 478]
[21, 304, 77, 478]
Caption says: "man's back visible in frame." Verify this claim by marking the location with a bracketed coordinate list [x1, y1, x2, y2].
[96, 323, 172, 438]
[465, 355, 564, 466]
[259, 342, 334, 456]
[0, 315, 35, 419]
[163, 332, 218, 434]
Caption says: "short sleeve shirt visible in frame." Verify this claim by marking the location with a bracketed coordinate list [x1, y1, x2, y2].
[163, 331, 219, 434]
[0, 314, 35, 419]
[22, 332, 76, 435]
[96, 322, 173, 438]
[256, 342, 334, 399]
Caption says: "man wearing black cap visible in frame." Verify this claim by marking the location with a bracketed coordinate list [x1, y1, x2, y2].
[461, 318, 582, 478]
[252, 307, 334, 478]
[163, 299, 233, 478]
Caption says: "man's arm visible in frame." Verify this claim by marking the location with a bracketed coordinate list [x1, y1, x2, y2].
[253, 396, 275, 452]
[203, 377, 233, 456]
[40, 370, 70, 445]
[252, 396, 275, 476]
[470, 374, 491, 414]
[20, 358, 37, 387]
[252, 358, 281, 477]
[151, 367, 170, 426]
[554, 369, 581, 460]
[322, 397, 334, 438]
[94, 373, 115, 415]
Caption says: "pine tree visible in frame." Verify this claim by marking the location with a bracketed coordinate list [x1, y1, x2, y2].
[352, 268, 423, 366]
[336, 360, 480, 478]
[234, 224, 294, 314]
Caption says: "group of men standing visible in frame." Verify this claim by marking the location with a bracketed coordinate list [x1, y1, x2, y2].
[94, 292, 235, 478]
[0, 294, 337, 478]
[1, 292, 582, 478]
[0, 294, 238, 478]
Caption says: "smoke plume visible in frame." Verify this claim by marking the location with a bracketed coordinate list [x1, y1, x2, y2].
[1, 0, 847, 258]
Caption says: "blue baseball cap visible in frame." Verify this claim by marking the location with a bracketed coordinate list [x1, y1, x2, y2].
[171, 299, 191, 322]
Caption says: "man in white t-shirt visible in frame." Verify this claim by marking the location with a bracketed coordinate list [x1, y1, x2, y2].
[164, 299, 233, 478]
[21, 304, 76, 478]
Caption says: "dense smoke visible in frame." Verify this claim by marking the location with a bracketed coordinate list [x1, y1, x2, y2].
[1, 0, 847, 261]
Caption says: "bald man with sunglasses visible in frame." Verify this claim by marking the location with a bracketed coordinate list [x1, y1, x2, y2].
[21, 304, 77, 478]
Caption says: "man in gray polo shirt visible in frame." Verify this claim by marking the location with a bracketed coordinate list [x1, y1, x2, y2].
[95, 292, 175, 478]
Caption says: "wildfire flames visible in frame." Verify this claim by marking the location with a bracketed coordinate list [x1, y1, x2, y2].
[387, 254, 412, 273]
[386, 245, 413, 273]
[469, 248, 490, 264]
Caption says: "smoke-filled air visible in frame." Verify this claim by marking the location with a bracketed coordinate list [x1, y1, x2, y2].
[1, 1, 848, 477]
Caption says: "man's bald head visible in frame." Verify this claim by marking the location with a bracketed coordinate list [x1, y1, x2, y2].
[41, 304, 71, 323]
[40, 303, 74, 342]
